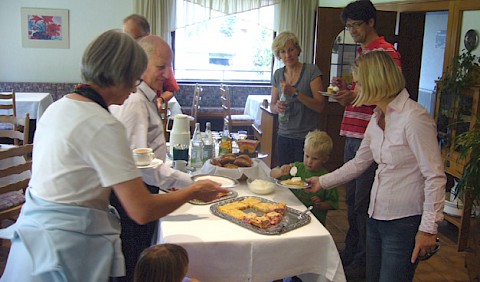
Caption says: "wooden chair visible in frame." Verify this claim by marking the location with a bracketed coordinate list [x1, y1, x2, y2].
[0, 144, 33, 226]
[190, 83, 202, 132]
[0, 90, 16, 117]
[220, 84, 254, 132]
[0, 114, 30, 146]
[158, 100, 169, 141]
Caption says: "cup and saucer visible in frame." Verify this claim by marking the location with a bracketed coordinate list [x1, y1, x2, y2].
[133, 148, 163, 169]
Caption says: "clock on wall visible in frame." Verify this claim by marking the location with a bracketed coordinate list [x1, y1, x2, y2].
[464, 29, 479, 52]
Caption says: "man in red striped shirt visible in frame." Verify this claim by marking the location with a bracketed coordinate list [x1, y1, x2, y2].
[333, 1, 401, 280]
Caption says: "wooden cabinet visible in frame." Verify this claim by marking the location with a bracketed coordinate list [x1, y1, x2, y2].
[252, 105, 278, 168]
[435, 84, 480, 251]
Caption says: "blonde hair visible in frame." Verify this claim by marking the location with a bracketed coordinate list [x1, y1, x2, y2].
[304, 131, 333, 157]
[352, 50, 405, 106]
[271, 31, 302, 59]
[134, 244, 189, 282]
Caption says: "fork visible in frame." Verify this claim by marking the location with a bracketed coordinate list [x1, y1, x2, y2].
[298, 206, 313, 219]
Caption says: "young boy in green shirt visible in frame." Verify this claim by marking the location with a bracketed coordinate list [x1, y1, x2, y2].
[270, 131, 338, 224]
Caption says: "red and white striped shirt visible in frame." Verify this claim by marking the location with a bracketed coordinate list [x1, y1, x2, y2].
[340, 36, 401, 139]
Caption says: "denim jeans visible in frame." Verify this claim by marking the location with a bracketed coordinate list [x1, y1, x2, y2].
[342, 137, 377, 266]
[277, 135, 305, 165]
[366, 216, 421, 282]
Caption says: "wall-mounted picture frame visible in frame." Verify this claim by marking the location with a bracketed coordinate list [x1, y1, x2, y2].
[21, 8, 69, 49]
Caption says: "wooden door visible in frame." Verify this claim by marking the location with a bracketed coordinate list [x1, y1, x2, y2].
[397, 12, 426, 102]
[314, 7, 397, 171]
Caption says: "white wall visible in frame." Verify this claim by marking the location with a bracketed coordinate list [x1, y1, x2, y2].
[0, 0, 134, 83]
[460, 10, 480, 58]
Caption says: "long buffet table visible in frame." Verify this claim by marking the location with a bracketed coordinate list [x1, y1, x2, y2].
[156, 178, 346, 282]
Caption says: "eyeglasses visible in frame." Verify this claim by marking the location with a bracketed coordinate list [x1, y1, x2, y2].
[134, 79, 143, 87]
[345, 21, 365, 30]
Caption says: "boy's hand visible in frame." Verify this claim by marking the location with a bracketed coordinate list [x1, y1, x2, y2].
[311, 196, 323, 209]
[306, 177, 322, 192]
[280, 164, 293, 176]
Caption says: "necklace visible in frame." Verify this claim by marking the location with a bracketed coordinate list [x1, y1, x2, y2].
[73, 84, 109, 112]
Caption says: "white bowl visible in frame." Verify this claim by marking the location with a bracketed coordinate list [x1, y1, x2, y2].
[247, 178, 275, 195]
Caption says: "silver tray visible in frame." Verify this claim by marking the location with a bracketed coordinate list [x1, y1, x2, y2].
[210, 196, 311, 235]
[159, 188, 238, 205]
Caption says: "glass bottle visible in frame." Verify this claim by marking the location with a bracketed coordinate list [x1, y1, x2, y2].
[190, 123, 204, 168]
[219, 122, 232, 155]
[202, 122, 215, 162]
[278, 91, 289, 124]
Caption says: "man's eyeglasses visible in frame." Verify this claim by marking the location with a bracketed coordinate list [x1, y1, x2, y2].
[345, 21, 365, 30]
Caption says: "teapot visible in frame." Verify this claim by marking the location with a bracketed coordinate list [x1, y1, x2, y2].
[167, 114, 192, 156]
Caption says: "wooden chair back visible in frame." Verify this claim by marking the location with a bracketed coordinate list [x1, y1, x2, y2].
[220, 84, 254, 133]
[159, 100, 169, 141]
[0, 114, 30, 146]
[220, 83, 233, 131]
[0, 144, 33, 223]
[191, 84, 202, 132]
[0, 90, 16, 117]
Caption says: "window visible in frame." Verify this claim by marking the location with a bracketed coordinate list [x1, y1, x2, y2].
[174, 4, 275, 83]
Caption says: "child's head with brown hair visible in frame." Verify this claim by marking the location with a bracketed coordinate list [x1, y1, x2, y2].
[303, 131, 333, 172]
[134, 244, 189, 282]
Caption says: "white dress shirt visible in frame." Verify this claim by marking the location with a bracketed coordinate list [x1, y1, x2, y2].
[320, 89, 446, 234]
[110, 82, 192, 189]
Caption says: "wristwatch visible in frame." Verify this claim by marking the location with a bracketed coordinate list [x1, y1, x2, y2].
[293, 89, 299, 97]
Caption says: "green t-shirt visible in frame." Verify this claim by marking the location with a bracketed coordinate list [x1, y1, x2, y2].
[280, 162, 339, 224]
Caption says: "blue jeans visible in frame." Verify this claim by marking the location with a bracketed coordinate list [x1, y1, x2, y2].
[366, 216, 421, 282]
[277, 135, 305, 165]
[342, 137, 377, 266]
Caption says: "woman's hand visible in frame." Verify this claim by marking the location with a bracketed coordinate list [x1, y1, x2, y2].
[411, 231, 438, 263]
[276, 99, 287, 113]
[332, 76, 348, 90]
[280, 81, 296, 96]
[189, 180, 229, 202]
[334, 89, 357, 106]
[305, 177, 322, 192]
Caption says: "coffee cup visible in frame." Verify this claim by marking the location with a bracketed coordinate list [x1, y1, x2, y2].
[133, 148, 155, 166]
[173, 160, 188, 172]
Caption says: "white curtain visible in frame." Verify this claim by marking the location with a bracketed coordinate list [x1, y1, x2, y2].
[135, 0, 175, 46]
[134, 0, 318, 64]
[274, 0, 318, 66]
[175, 0, 279, 29]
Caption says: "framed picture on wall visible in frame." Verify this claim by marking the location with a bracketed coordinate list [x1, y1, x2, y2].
[21, 8, 69, 49]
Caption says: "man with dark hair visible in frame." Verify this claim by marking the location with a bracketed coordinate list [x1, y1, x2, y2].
[333, 1, 401, 280]
[123, 14, 180, 111]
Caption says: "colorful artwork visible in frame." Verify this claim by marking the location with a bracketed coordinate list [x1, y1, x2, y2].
[21, 8, 69, 49]
[28, 14, 63, 40]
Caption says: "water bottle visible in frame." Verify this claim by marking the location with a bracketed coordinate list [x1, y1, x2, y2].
[202, 122, 215, 162]
[219, 122, 232, 155]
[278, 91, 289, 124]
[190, 123, 204, 168]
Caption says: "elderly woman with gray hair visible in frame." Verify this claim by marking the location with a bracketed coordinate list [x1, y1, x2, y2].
[270, 31, 325, 165]
[0, 29, 227, 282]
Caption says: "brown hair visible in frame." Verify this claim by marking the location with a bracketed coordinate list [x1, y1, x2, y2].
[134, 244, 189, 282]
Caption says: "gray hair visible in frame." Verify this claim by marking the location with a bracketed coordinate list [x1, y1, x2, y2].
[81, 29, 147, 88]
[272, 31, 302, 59]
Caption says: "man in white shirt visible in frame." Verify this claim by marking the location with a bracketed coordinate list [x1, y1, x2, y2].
[109, 36, 191, 282]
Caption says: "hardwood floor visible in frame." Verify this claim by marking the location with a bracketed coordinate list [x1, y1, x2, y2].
[0, 187, 470, 281]
[325, 186, 469, 282]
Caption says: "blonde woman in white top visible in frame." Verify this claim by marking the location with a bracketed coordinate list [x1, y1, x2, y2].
[307, 50, 445, 282]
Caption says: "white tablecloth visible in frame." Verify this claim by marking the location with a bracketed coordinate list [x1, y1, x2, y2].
[0, 92, 54, 120]
[168, 96, 183, 116]
[244, 95, 271, 126]
[157, 172, 346, 282]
